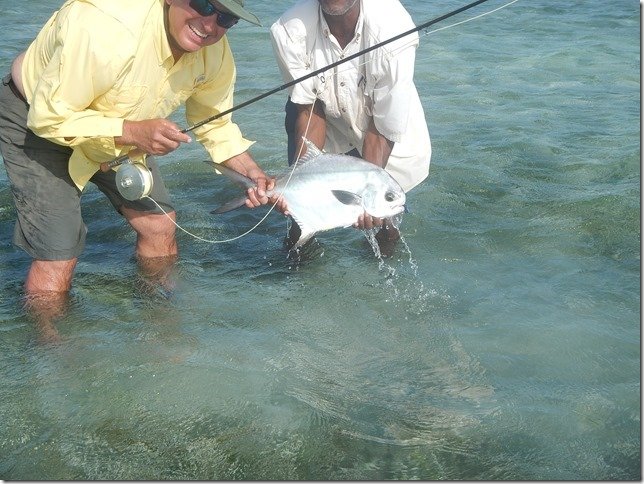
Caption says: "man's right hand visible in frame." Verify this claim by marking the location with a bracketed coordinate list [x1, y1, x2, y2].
[115, 119, 192, 156]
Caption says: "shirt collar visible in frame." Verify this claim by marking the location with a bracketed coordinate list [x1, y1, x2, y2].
[155, 0, 201, 69]
[318, 0, 364, 50]
[154, 0, 174, 66]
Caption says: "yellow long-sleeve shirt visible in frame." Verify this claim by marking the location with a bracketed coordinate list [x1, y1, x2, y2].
[21, 0, 254, 189]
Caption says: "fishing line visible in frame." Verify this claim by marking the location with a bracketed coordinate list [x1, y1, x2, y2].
[103, 0, 508, 171]
[144, 102, 317, 244]
[185, 0, 495, 132]
[328, 0, 520, 81]
[125, 0, 519, 244]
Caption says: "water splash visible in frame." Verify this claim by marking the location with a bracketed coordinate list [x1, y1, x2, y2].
[363, 214, 429, 308]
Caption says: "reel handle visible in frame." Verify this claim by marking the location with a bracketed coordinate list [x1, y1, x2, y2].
[99, 148, 144, 172]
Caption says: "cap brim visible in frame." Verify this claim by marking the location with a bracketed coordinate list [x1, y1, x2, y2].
[216, 0, 261, 26]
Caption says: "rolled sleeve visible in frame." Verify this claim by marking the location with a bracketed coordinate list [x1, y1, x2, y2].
[270, 19, 317, 105]
[189, 88, 254, 163]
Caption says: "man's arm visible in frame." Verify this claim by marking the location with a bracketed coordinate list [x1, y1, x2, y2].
[361, 117, 394, 169]
[355, 118, 396, 230]
[292, 101, 327, 162]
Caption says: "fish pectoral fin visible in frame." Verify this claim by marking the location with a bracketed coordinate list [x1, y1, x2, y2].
[210, 197, 247, 214]
[331, 190, 362, 207]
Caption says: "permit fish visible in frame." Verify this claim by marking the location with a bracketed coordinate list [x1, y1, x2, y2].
[211, 139, 406, 250]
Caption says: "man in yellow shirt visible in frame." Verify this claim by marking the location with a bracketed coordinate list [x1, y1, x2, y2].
[0, 0, 272, 305]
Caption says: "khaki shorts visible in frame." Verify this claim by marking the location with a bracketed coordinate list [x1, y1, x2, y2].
[0, 74, 174, 261]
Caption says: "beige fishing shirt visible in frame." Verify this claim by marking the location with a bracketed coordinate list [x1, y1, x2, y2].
[21, 0, 253, 189]
[270, 0, 431, 192]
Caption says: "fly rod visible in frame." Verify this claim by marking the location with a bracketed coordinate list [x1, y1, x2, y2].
[101, 0, 492, 171]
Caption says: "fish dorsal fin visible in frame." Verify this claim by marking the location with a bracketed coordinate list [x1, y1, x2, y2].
[298, 137, 324, 164]
[331, 190, 363, 206]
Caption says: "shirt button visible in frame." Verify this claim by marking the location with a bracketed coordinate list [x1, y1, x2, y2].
[340, 81, 345, 87]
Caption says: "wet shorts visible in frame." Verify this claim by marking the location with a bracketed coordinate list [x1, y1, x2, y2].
[0, 73, 174, 261]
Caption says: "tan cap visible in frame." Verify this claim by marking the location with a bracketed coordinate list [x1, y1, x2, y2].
[216, 0, 261, 26]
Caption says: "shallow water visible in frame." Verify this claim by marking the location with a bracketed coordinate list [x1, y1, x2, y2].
[0, 0, 640, 480]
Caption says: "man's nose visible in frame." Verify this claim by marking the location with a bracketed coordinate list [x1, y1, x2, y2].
[201, 14, 224, 35]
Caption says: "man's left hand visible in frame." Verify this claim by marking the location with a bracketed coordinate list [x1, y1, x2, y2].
[354, 212, 383, 230]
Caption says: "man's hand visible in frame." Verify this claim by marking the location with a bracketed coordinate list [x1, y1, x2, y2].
[115, 119, 192, 156]
[269, 193, 289, 216]
[243, 164, 274, 207]
[354, 212, 384, 230]
[222, 152, 291, 214]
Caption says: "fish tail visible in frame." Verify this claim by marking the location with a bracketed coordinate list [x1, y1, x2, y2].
[207, 161, 257, 214]
[209, 162, 256, 190]
[211, 197, 248, 214]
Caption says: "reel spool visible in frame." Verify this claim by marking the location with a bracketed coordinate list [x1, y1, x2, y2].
[115, 161, 153, 201]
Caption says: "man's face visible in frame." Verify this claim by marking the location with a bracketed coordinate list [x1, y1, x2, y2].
[165, 0, 228, 57]
[318, 0, 359, 16]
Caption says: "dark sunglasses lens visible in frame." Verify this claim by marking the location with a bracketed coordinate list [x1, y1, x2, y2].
[190, 0, 215, 16]
[216, 12, 239, 28]
[189, 0, 239, 28]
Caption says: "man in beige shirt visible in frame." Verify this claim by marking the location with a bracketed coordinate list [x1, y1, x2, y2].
[271, 0, 431, 256]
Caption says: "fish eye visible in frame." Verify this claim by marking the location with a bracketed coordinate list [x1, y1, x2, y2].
[385, 192, 396, 202]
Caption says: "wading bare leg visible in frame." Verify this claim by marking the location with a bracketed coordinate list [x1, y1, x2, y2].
[24, 258, 77, 343]
[122, 207, 178, 292]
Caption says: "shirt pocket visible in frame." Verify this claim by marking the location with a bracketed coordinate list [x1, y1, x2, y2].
[156, 89, 192, 118]
[311, 74, 338, 115]
[351, 84, 373, 133]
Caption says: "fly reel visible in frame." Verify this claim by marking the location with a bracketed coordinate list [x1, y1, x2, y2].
[115, 161, 153, 201]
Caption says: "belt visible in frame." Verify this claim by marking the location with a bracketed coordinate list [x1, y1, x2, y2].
[3, 74, 28, 104]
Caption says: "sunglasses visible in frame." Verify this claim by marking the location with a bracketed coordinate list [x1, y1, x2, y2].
[189, 0, 239, 28]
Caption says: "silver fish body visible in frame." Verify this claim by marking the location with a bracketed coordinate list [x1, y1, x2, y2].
[213, 140, 406, 249]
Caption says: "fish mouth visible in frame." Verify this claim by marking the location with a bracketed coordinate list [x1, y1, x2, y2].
[371, 204, 405, 218]
[392, 202, 406, 214]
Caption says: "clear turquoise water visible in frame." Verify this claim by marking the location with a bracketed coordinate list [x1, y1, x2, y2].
[0, 0, 640, 480]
